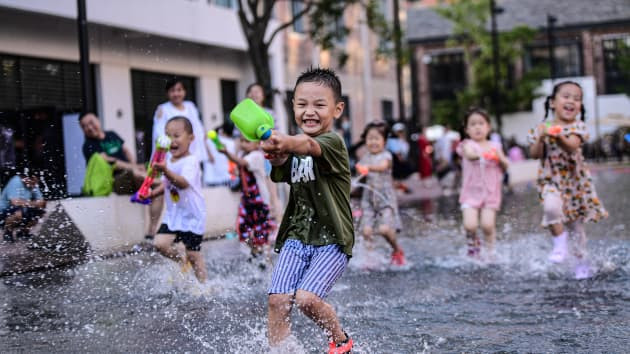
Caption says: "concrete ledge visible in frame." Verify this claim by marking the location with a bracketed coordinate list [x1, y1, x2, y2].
[59, 187, 240, 254]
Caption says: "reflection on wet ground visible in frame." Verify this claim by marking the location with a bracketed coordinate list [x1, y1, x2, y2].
[1, 166, 629, 352]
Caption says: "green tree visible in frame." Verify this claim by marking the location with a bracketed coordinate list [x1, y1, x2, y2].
[236, 0, 392, 102]
[435, 0, 545, 131]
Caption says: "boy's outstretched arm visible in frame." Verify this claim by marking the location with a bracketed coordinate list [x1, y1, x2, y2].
[262, 131, 321, 158]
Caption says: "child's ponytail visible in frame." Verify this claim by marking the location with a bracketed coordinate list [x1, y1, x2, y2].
[543, 96, 552, 120]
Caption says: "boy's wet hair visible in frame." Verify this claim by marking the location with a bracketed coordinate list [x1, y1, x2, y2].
[165, 77, 185, 92]
[166, 116, 193, 134]
[294, 67, 342, 102]
[360, 120, 390, 142]
[544, 81, 586, 120]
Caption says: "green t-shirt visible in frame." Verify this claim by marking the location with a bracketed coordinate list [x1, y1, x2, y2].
[271, 132, 354, 256]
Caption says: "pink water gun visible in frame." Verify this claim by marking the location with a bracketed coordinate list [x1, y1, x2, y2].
[130, 135, 171, 205]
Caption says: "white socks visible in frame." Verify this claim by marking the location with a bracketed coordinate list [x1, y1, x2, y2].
[548, 232, 568, 263]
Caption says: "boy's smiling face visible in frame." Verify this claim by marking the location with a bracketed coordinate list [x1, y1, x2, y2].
[165, 120, 193, 158]
[293, 81, 344, 137]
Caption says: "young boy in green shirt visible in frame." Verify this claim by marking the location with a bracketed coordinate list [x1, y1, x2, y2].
[262, 68, 354, 353]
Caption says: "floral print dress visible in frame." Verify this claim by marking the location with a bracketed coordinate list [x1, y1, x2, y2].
[527, 120, 608, 226]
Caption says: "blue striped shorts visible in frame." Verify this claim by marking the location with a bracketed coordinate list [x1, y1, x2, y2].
[268, 239, 349, 299]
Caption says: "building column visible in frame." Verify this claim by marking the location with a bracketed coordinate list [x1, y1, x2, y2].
[582, 30, 595, 78]
[270, 34, 288, 134]
[198, 76, 222, 130]
[96, 63, 135, 156]
[591, 34, 606, 94]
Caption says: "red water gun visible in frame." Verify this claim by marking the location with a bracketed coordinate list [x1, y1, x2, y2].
[130, 135, 171, 204]
[545, 122, 563, 136]
[482, 147, 500, 163]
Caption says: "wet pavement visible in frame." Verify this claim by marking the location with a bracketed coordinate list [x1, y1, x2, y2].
[1, 165, 628, 353]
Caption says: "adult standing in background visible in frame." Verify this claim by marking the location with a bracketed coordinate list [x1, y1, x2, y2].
[152, 78, 212, 164]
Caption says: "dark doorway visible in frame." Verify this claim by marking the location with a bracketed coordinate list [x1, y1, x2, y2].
[131, 70, 197, 163]
[220, 79, 238, 122]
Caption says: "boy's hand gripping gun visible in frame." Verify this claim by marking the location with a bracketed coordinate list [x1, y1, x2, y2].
[130, 135, 171, 205]
[229, 98, 275, 142]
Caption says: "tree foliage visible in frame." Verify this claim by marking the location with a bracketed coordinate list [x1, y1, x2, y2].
[236, 0, 393, 102]
[434, 0, 545, 130]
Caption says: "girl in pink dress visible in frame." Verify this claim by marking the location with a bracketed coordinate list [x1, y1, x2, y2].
[528, 81, 608, 279]
[457, 108, 509, 259]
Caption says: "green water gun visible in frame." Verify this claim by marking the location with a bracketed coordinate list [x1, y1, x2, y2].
[229, 98, 275, 141]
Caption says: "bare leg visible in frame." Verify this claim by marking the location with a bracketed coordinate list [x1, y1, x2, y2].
[462, 207, 480, 256]
[480, 208, 497, 255]
[362, 226, 374, 250]
[148, 194, 164, 237]
[294, 290, 347, 344]
[186, 250, 207, 283]
[377, 224, 401, 253]
[153, 234, 182, 261]
[268, 294, 294, 346]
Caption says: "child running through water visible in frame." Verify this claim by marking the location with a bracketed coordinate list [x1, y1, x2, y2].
[144, 116, 208, 283]
[356, 121, 406, 266]
[218, 136, 274, 264]
[528, 81, 608, 279]
[457, 107, 509, 260]
[261, 68, 354, 353]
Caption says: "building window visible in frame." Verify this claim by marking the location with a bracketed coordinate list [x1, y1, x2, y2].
[291, 1, 305, 34]
[0, 54, 95, 197]
[131, 70, 197, 162]
[0, 53, 95, 112]
[524, 41, 582, 78]
[428, 52, 467, 101]
[381, 99, 394, 120]
[603, 35, 630, 94]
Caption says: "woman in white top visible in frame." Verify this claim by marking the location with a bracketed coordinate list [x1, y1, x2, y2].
[152, 78, 211, 163]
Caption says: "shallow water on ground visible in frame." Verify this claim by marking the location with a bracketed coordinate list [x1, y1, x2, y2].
[1, 166, 629, 353]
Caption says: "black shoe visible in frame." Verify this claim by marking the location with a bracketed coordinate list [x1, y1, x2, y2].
[144, 234, 154, 241]
[3, 230, 14, 243]
[17, 230, 33, 240]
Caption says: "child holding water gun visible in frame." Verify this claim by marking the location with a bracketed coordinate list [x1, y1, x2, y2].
[457, 107, 509, 260]
[143, 116, 207, 283]
[217, 136, 275, 263]
[528, 81, 608, 279]
[356, 121, 406, 266]
[260, 68, 354, 353]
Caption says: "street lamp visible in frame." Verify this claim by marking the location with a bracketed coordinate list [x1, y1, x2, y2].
[77, 0, 93, 113]
[490, 0, 503, 133]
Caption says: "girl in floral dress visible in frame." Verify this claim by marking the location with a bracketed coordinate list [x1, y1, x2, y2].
[528, 81, 608, 279]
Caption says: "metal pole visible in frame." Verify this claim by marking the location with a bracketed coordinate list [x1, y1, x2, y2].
[393, 0, 405, 122]
[546, 14, 557, 80]
[77, 0, 93, 113]
[490, 0, 502, 133]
